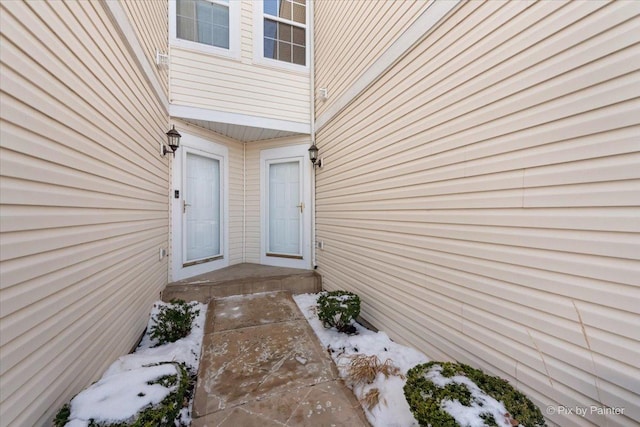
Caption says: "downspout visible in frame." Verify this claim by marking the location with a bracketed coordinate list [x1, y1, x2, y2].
[309, 0, 317, 269]
[243, 142, 246, 263]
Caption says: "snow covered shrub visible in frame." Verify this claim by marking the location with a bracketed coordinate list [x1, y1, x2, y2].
[55, 362, 190, 427]
[317, 290, 360, 333]
[404, 362, 546, 427]
[150, 299, 200, 346]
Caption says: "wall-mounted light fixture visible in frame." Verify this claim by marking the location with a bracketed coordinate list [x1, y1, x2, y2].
[162, 125, 181, 157]
[308, 142, 322, 168]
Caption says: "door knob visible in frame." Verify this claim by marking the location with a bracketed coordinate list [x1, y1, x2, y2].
[296, 202, 304, 213]
[183, 200, 191, 213]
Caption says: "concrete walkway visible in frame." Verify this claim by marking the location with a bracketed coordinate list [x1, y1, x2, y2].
[191, 291, 370, 427]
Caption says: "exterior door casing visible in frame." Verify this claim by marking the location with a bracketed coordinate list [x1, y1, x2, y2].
[260, 144, 312, 269]
[171, 132, 229, 281]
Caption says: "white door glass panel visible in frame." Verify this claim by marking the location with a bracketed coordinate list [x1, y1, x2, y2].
[185, 152, 221, 262]
[268, 161, 301, 255]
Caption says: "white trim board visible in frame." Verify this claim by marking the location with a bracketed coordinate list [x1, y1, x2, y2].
[259, 144, 312, 270]
[102, 0, 169, 113]
[314, 0, 461, 131]
[168, 0, 242, 60]
[170, 104, 311, 134]
[170, 131, 230, 281]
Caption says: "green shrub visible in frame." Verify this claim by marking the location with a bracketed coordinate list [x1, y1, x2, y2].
[54, 404, 71, 427]
[150, 299, 200, 346]
[55, 362, 191, 427]
[404, 361, 546, 427]
[317, 290, 360, 333]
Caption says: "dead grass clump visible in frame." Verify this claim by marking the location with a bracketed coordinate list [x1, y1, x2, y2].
[347, 354, 403, 386]
[361, 388, 382, 410]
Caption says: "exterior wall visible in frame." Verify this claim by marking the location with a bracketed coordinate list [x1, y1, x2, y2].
[0, 1, 169, 425]
[171, 120, 245, 267]
[314, 0, 430, 117]
[314, 1, 640, 427]
[169, 0, 311, 125]
[122, 0, 169, 94]
[245, 135, 312, 263]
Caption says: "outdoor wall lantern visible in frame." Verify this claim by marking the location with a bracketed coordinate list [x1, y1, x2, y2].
[163, 125, 181, 157]
[308, 143, 322, 168]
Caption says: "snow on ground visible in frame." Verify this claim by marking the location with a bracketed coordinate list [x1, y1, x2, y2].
[64, 301, 206, 427]
[293, 293, 429, 427]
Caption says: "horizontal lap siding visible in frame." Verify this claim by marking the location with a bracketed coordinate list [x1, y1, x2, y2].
[314, 1, 640, 426]
[169, 0, 310, 124]
[314, 0, 430, 117]
[122, 0, 169, 94]
[0, 1, 169, 426]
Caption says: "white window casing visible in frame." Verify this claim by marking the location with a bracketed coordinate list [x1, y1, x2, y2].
[169, 0, 241, 59]
[253, 0, 310, 72]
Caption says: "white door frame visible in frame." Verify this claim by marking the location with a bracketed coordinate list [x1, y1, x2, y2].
[260, 144, 312, 269]
[171, 132, 229, 281]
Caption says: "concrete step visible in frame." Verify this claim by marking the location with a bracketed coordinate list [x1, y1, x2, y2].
[162, 263, 322, 303]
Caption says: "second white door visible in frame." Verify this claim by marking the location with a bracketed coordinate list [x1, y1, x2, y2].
[260, 145, 311, 269]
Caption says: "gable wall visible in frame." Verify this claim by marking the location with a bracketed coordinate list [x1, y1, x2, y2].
[0, 1, 170, 424]
[121, 0, 169, 94]
[314, 1, 640, 426]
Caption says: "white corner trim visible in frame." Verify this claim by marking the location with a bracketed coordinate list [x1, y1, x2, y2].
[102, 0, 169, 113]
[169, 104, 311, 134]
[315, 0, 461, 131]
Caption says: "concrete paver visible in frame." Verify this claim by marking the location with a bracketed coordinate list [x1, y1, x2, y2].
[192, 291, 369, 427]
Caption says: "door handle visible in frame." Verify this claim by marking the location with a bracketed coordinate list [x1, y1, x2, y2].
[183, 200, 191, 213]
[296, 202, 304, 213]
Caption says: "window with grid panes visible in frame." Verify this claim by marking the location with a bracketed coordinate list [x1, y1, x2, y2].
[177, 0, 230, 49]
[263, 0, 306, 65]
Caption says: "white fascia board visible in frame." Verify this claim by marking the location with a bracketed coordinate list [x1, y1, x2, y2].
[170, 104, 311, 134]
[102, 1, 169, 114]
[315, 0, 461, 131]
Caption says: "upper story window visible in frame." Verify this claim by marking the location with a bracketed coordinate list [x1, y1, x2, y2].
[171, 0, 239, 58]
[177, 0, 229, 49]
[262, 0, 306, 66]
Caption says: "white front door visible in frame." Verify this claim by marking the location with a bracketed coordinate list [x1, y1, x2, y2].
[184, 152, 221, 265]
[260, 145, 311, 269]
[171, 132, 228, 281]
[268, 160, 302, 256]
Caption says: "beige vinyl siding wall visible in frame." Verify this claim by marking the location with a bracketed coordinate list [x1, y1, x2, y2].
[172, 120, 245, 265]
[122, 0, 169, 93]
[314, 0, 430, 117]
[244, 135, 312, 263]
[169, 0, 310, 124]
[0, 1, 169, 426]
[314, 1, 640, 426]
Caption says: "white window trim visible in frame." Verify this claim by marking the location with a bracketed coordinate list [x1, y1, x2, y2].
[169, 0, 241, 60]
[171, 132, 230, 281]
[253, 0, 310, 72]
